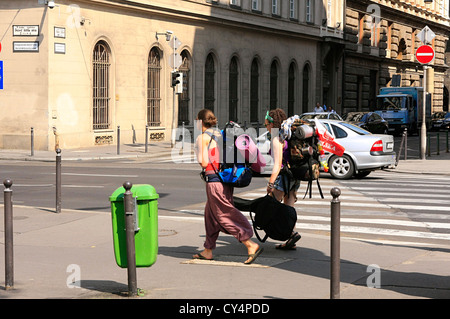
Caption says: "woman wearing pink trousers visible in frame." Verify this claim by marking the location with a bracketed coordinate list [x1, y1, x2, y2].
[193, 109, 263, 264]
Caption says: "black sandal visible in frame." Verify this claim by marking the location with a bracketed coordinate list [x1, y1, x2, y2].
[276, 232, 301, 250]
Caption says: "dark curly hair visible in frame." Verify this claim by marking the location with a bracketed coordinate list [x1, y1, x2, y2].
[268, 108, 287, 129]
[197, 109, 217, 128]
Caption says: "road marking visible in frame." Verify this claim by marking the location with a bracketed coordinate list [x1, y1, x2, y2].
[159, 215, 450, 241]
[60, 173, 139, 177]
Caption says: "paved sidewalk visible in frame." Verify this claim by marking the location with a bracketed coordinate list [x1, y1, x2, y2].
[0, 141, 449, 300]
[1, 205, 449, 300]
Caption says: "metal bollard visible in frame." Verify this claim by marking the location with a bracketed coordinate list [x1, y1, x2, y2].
[145, 125, 149, 153]
[330, 187, 341, 299]
[404, 128, 407, 160]
[437, 132, 440, 155]
[427, 134, 431, 157]
[56, 148, 61, 213]
[30, 127, 34, 157]
[4, 179, 14, 290]
[117, 126, 121, 155]
[123, 181, 137, 297]
[446, 131, 449, 153]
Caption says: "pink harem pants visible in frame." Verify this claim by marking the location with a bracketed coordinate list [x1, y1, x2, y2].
[203, 182, 253, 250]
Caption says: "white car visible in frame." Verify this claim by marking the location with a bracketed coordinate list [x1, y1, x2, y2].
[317, 119, 396, 179]
[299, 112, 343, 121]
[255, 119, 396, 179]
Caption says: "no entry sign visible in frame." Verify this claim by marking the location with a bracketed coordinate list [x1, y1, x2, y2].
[416, 45, 435, 64]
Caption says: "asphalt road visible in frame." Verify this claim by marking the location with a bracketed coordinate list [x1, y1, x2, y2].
[0, 160, 268, 213]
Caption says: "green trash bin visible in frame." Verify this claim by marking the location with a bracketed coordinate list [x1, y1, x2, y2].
[109, 184, 159, 268]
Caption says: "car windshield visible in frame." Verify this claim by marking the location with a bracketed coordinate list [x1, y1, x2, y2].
[377, 96, 404, 110]
[432, 112, 446, 119]
[445, 113, 450, 119]
[301, 113, 328, 119]
[338, 122, 371, 135]
[345, 113, 364, 121]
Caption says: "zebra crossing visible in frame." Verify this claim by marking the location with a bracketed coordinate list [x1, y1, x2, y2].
[236, 171, 450, 245]
[152, 152, 450, 245]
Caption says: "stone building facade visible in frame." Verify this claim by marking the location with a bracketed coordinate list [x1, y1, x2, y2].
[0, 0, 347, 150]
[343, 0, 450, 113]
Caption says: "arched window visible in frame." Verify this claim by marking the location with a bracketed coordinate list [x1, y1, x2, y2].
[147, 47, 161, 126]
[178, 50, 191, 125]
[288, 62, 296, 116]
[250, 58, 259, 122]
[270, 60, 278, 109]
[302, 64, 310, 113]
[229, 56, 239, 122]
[204, 53, 215, 112]
[93, 41, 111, 129]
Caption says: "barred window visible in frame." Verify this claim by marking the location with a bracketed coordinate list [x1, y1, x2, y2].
[92, 41, 111, 130]
[147, 47, 161, 127]
[204, 53, 215, 112]
[270, 61, 278, 109]
[250, 58, 259, 122]
[229, 57, 239, 122]
[178, 50, 191, 125]
[288, 62, 296, 116]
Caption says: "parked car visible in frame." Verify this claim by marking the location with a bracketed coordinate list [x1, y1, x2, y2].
[255, 119, 396, 179]
[318, 119, 395, 179]
[344, 111, 389, 134]
[299, 112, 343, 121]
[442, 112, 450, 130]
[430, 112, 450, 131]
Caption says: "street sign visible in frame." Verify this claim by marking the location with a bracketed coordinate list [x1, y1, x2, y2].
[416, 45, 435, 64]
[168, 35, 182, 51]
[169, 52, 182, 69]
[0, 61, 3, 90]
[417, 26, 435, 44]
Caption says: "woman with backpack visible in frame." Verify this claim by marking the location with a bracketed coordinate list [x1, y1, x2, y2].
[265, 108, 302, 250]
[193, 108, 263, 264]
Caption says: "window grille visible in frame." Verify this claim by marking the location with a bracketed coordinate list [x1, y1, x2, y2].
[178, 50, 191, 125]
[92, 41, 111, 130]
[204, 54, 215, 112]
[147, 47, 161, 127]
[250, 59, 259, 122]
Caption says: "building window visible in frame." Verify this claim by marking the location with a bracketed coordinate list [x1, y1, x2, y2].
[302, 64, 310, 113]
[251, 0, 260, 11]
[288, 62, 296, 116]
[204, 53, 216, 112]
[270, 60, 278, 109]
[358, 13, 364, 44]
[250, 58, 259, 122]
[92, 41, 111, 130]
[305, 0, 313, 23]
[147, 47, 161, 127]
[289, 0, 297, 19]
[229, 57, 239, 122]
[178, 50, 191, 125]
[230, 0, 240, 7]
[272, 0, 280, 16]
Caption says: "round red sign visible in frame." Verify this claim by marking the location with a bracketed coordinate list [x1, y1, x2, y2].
[416, 45, 435, 64]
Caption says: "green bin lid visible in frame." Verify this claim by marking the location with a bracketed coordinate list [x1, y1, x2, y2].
[109, 184, 159, 202]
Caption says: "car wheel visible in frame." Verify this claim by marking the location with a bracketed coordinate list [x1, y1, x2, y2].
[329, 155, 354, 179]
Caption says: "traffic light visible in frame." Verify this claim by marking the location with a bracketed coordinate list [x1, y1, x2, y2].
[171, 71, 181, 87]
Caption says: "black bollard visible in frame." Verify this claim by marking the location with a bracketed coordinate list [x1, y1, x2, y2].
[4, 179, 14, 290]
[117, 126, 121, 155]
[145, 125, 149, 153]
[123, 181, 137, 297]
[30, 127, 34, 157]
[330, 187, 341, 299]
[56, 148, 61, 213]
